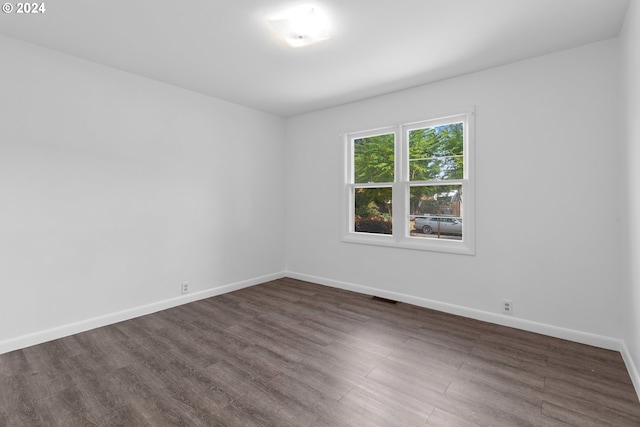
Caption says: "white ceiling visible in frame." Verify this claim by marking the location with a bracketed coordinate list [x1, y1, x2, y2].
[0, 0, 630, 117]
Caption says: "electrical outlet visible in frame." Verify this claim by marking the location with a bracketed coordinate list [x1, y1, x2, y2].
[181, 282, 189, 295]
[502, 299, 513, 315]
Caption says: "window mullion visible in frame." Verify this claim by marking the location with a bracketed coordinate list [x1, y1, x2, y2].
[409, 179, 465, 187]
[351, 182, 394, 189]
[394, 125, 406, 242]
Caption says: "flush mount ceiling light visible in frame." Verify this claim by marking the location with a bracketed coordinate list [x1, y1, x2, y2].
[268, 6, 331, 48]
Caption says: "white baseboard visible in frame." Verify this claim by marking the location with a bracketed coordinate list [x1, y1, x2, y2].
[0, 271, 286, 355]
[285, 271, 624, 351]
[620, 342, 640, 402]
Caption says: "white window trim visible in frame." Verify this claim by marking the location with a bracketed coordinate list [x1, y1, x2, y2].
[341, 108, 475, 255]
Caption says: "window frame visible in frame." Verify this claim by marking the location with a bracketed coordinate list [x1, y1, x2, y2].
[342, 108, 475, 255]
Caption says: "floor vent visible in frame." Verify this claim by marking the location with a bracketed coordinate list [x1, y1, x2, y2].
[372, 296, 399, 305]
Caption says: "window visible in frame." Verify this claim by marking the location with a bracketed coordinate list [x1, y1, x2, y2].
[343, 109, 475, 255]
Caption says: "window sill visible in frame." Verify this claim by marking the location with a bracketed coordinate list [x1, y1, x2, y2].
[341, 232, 475, 255]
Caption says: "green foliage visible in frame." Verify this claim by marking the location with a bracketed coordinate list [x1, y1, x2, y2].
[354, 187, 392, 216]
[408, 123, 463, 214]
[409, 123, 463, 181]
[353, 134, 394, 183]
[352, 134, 394, 233]
[351, 123, 464, 226]
[354, 187, 392, 234]
[354, 215, 392, 234]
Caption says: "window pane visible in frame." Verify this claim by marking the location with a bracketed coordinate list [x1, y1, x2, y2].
[354, 187, 392, 234]
[409, 123, 463, 181]
[409, 184, 462, 240]
[353, 134, 394, 184]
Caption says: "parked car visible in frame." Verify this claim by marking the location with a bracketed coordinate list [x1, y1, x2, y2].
[414, 216, 462, 235]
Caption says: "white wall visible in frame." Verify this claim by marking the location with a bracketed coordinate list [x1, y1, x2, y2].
[0, 35, 286, 352]
[285, 39, 624, 347]
[622, 0, 640, 391]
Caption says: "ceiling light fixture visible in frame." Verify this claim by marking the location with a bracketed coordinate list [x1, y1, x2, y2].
[268, 6, 331, 48]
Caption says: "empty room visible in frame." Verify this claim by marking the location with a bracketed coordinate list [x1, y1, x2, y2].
[1, 0, 640, 425]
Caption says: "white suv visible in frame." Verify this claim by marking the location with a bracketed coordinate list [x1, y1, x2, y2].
[414, 216, 462, 235]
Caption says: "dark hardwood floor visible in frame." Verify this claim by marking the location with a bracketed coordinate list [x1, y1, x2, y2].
[1, 277, 639, 426]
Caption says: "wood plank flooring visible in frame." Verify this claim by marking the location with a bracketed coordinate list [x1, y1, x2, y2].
[1, 277, 639, 426]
